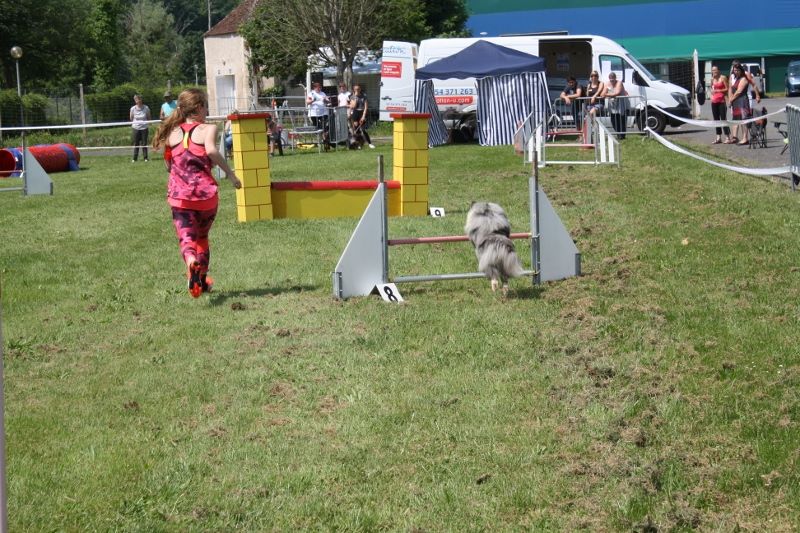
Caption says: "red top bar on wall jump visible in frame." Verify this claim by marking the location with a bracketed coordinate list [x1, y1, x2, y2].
[388, 233, 531, 246]
[271, 180, 401, 191]
[389, 113, 431, 119]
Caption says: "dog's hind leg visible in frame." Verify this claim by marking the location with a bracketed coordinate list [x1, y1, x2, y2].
[491, 278, 499, 292]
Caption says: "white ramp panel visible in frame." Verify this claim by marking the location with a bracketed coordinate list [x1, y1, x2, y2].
[538, 189, 581, 282]
[23, 149, 53, 196]
[332, 186, 386, 299]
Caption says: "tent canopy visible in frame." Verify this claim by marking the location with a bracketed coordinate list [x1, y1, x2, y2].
[415, 40, 545, 80]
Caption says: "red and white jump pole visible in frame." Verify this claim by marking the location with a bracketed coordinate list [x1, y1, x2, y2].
[332, 155, 580, 299]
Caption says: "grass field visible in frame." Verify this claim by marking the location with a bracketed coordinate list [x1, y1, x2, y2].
[1, 137, 799, 531]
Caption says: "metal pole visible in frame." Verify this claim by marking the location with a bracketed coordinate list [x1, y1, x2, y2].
[378, 155, 389, 283]
[531, 154, 541, 285]
[14, 57, 26, 194]
[14, 62, 21, 100]
[79, 84, 87, 141]
[207, 0, 212, 30]
[0, 278, 8, 533]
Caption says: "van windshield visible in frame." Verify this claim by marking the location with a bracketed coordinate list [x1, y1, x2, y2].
[789, 65, 800, 76]
[625, 54, 657, 81]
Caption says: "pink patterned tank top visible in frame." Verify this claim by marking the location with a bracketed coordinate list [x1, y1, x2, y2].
[167, 123, 218, 209]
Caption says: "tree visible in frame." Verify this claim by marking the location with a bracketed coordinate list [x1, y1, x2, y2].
[125, 0, 183, 87]
[0, 0, 94, 91]
[241, 0, 469, 89]
[162, 0, 241, 83]
[88, 0, 128, 90]
[242, 0, 388, 88]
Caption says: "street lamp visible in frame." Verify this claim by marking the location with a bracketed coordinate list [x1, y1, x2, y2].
[10, 47, 22, 94]
[10, 46, 26, 186]
[10, 47, 24, 126]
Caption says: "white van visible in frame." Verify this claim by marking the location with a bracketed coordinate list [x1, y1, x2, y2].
[742, 62, 765, 94]
[379, 34, 691, 134]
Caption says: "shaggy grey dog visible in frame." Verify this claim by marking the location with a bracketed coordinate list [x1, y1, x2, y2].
[465, 202, 524, 294]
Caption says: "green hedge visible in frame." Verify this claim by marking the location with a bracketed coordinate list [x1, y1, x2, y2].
[85, 85, 197, 123]
[0, 90, 50, 128]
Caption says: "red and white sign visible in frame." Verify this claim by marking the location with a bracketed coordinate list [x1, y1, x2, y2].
[435, 96, 474, 105]
[386, 105, 408, 111]
[381, 61, 402, 78]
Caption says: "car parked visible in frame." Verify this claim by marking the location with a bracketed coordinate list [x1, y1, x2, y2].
[786, 60, 800, 97]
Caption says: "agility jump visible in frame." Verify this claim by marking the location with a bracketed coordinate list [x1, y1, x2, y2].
[332, 155, 581, 299]
[228, 112, 430, 221]
[0, 147, 54, 196]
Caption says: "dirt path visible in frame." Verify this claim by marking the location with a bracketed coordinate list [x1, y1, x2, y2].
[659, 96, 796, 182]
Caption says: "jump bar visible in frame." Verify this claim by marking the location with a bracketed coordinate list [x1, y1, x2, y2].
[394, 270, 537, 283]
[389, 232, 531, 246]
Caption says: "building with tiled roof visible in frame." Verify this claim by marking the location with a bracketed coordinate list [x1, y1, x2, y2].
[203, 0, 262, 116]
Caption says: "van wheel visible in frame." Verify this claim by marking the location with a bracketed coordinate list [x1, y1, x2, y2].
[645, 110, 666, 134]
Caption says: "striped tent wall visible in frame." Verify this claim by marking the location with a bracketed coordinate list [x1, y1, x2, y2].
[414, 80, 450, 147]
[476, 72, 550, 146]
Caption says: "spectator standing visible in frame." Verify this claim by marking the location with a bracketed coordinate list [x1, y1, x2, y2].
[160, 91, 177, 120]
[584, 71, 605, 119]
[349, 84, 375, 149]
[560, 76, 584, 128]
[729, 63, 751, 145]
[337, 82, 351, 110]
[130, 94, 151, 162]
[709, 65, 732, 144]
[602, 72, 628, 140]
[152, 88, 241, 298]
[730, 60, 761, 112]
[306, 82, 330, 149]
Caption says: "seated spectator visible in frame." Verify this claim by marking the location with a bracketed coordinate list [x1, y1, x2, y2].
[223, 116, 235, 156]
[267, 115, 283, 156]
[560, 76, 584, 128]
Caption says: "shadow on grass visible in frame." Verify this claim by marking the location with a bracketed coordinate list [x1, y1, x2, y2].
[512, 286, 545, 299]
[207, 283, 318, 306]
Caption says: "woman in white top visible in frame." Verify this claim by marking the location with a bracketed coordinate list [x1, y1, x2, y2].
[306, 82, 330, 148]
[130, 94, 152, 162]
[602, 72, 628, 140]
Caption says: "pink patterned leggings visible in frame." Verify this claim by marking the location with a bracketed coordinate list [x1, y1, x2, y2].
[171, 206, 218, 272]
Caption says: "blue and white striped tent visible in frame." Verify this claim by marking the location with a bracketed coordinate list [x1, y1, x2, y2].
[414, 40, 550, 147]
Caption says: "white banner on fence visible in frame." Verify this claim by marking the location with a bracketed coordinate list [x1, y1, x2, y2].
[647, 128, 792, 177]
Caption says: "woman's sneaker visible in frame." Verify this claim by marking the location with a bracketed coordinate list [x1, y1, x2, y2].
[188, 261, 203, 298]
[201, 273, 214, 294]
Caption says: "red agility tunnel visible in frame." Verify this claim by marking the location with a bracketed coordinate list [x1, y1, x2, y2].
[0, 149, 15, 178]
[0, 143, 80, 178]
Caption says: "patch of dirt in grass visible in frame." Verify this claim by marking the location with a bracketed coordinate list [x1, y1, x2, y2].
[269, 382, 295, 399]
[208, 426, 226, 438]
[318, 395, 344, 415]
[701, 211, 746, 230]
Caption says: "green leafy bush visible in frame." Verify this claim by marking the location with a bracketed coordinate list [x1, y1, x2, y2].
[0, 89, 50, 128]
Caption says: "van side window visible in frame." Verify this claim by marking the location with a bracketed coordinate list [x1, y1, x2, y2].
[599, 54, 640, 85]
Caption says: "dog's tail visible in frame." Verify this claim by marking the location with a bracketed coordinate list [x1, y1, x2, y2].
[478, 236, 525, 281]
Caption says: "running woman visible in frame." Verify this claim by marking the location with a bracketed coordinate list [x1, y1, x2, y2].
[152, 88, 241, 297]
